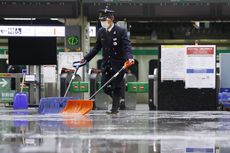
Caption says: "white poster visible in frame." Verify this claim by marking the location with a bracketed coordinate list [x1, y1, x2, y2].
[161, 45, 186, 81]
[35, 26, 65, 37]
[185, 45, 216, 88]
[89, 26, 96, 37]
[0, 26, 65, 37]
[0, 26, 34, 36]
[42, 65, 56, 83]
[58, 52, 83, 77]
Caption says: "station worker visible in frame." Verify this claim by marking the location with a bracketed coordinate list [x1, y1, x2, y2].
[81, 7, 134, 114]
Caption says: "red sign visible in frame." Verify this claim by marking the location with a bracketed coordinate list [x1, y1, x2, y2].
[132, 86, 137, 89]
[187, 47, 214, 55]
[139, 86, 144, 90]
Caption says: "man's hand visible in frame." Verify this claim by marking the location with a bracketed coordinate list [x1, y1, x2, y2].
[124, 59, 135, 69]
[80, 58, 86, 64]
[73, 59, 87, 68]
[128, 59, 135, 64]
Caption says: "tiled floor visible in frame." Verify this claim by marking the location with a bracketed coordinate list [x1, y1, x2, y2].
[0, 107, 230, 153]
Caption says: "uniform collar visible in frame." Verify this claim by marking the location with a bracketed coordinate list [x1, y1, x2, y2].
[107, 23, 114, 32]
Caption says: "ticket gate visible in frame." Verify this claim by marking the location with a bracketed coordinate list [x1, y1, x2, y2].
[123, 74, 137, 110]
[148, 75, 155, 110]
[60, 72, 82, 98]
[94, 73, 111, 110]
[89, 73, 97, 109]
[89, 72, 155, 110]
[90, 73, 137, 110]
[148, 69, 158, 110]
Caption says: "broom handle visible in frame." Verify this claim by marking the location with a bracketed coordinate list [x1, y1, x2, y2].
[20, 71, 26, 93]
[64, 61, 87, 97]
[89, 60, 134, 100]
[64, 67, 79, 98]
[89, 67, 124, 100]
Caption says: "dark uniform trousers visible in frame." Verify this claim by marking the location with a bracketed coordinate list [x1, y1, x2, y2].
[84, 24, 133, 111]
[102, 61, 125, 111]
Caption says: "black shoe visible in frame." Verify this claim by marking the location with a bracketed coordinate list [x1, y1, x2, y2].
[106, 110, 119, 114]
[119, 100, 126, 110]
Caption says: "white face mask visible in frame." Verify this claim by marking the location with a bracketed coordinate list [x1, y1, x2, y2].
[100, 21, 110, 29]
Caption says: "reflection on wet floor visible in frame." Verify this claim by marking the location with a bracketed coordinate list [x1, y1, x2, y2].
[0, 108, 230, 153]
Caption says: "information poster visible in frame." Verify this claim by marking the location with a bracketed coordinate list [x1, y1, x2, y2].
[185, 45, 216, 88]
[58, 52, 83, 77]
[42, 65, 56, 83]
[161, 45, 186, 81]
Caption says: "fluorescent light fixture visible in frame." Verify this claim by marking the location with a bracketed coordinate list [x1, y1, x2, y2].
[3, 18, 36, 20]
[50, 18, 59, 21]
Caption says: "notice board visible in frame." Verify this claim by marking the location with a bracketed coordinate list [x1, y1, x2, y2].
[158, 45, 217, 111]
[58, 52, 83, 77]
[161, 45, 186, 81]
[185, 45, 216, 89]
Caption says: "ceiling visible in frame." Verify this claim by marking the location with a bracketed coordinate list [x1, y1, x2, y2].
[1, 1, 230, 21]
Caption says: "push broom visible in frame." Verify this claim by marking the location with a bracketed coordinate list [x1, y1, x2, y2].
[61, 60, 134, 115]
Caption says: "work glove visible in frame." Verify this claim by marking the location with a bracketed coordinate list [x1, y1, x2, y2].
[123, 59, 135, 69]
[128, 59, 135, 64]
[73, 59, 87, 68]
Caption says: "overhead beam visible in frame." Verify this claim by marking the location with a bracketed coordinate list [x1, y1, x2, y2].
[82, 0, 230, 3]
[84, 3, 230, 21]
[0, 1, 80, 18]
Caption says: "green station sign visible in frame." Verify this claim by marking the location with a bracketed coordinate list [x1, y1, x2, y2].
[68, 36, 79, 46]
[0, 78, 11, 90]
[0, 90, 15, 103]
[0, 77, 13, 103]
[65, 25, 81, 51]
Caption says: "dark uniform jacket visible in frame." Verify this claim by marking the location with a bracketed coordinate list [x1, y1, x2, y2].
[84, 24, 133, 72]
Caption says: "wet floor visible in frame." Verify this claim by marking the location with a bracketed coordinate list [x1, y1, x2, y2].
[0, 108, 230, 153]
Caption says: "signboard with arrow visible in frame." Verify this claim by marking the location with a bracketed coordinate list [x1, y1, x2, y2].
[0, 78, 10, 90]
